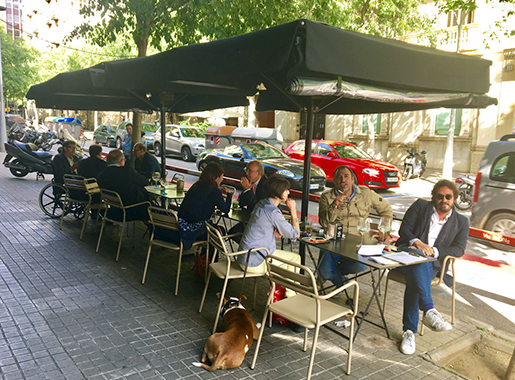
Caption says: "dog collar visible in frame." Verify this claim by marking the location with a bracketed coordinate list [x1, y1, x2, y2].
[220, 298, 245, 319]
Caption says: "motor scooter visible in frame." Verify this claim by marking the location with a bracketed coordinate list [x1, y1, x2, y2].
[3, 140, 53, 179]
[402, 146, 427, 180]
[454, 174, 474, 211]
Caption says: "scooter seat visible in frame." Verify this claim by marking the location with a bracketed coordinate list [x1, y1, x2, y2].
[33, 151, 52, 160]
[14, 141, 36, 154]
[13, 141, 51, 160]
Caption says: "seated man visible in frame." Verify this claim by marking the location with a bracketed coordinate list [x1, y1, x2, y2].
[318, 165, 393, 286]
[396, 180, 468, 355]
[133, 142, 160, 180]
[52, 140, 78, 185]
[97, 149, 150, 221]
[78, 144, 107, 179]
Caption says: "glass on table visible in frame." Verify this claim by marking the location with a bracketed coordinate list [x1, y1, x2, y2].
[378, 216, 392, 243]
[151, 172, 160, 189]
[304, 219, 313, 236]
[357, 217, 371, 247]
[232, 198, 240, 210]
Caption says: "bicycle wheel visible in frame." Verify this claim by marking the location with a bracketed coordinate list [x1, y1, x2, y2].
[39, 183, 68, 218]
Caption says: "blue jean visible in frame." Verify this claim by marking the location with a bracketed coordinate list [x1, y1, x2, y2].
[318, 252, 368, 286]
[395, 250, 438, 333]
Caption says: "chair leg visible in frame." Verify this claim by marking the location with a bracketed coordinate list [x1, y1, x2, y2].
[451, 281, 456, 324]
[199, 269, 212, 313]
[115, 222, 125, 261]
[250, 306, 270, 370]
[303, 328, 309, 351]
[212, 277, 230, 334]
[142, 243, 153, 284]
[306, 325, 321, 380]
[96, 218, 107, 252]
[347, 317, 355, 375]
[80, 206, 90, 240]
[175, 247, 183, 296]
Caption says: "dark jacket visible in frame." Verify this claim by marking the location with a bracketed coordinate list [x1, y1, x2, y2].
[52, 153, 77, 184]
[77, 156, 107, 180]
[396, 198, 469, 273]
[97, 165, 150, 206]
[239, 176, 267, 211]
[135, 152, 160, 179]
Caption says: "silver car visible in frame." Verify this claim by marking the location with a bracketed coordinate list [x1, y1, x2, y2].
[153, 124, 205, 162]
[470, 134, 515, 251]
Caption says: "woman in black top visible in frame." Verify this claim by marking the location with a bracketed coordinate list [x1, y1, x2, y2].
[177, 162, 233, 249]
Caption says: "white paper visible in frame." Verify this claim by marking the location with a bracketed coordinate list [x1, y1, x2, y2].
[384, 252, 432, 265]
[369, 256, 397, 265]
[357, 245, 385, 256]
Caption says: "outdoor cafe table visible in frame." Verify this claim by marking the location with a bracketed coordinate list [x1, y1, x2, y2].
[303, 234, 437, 340]
[144, 184, 187, 208]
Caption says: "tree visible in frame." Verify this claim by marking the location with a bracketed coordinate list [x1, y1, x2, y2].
[1, 29, 39, 107]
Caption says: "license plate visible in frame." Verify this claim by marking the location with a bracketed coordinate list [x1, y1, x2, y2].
[386, 177, 398, 183]
[309, 184, 319, 189]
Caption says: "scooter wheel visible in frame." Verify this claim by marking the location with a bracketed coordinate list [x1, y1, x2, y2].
[9, 159, 29, 177]
[402, 166, 412, 181]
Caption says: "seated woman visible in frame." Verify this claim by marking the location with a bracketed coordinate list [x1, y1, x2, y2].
[156, 162, 232, 250]
[178, 162, 233, 250]
[237, 176, 301, 295]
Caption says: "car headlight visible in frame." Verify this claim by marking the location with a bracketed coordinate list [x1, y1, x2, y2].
[363, 168, 380, 176]
[275, 169, 295, 178]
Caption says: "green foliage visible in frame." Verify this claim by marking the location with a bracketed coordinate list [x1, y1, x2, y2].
[0, 29, 39, 105]
[179, 119, 212, 130]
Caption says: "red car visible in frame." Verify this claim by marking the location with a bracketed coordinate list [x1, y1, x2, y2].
[284, 140, 400, 188]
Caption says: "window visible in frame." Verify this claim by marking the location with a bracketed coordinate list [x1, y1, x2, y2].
[316, 143, 334, 157]
[447, 10, 474, 27]
[362, 114, 381, 134]
[491, 153, 515, 184]
[435, 109, 462, 135]
[224, 145, 243, 156]
[290, 142, 305, 152]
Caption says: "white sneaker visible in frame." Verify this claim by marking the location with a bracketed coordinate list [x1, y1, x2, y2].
[400, 330, 416, 355]
[423, 308, 452, 331]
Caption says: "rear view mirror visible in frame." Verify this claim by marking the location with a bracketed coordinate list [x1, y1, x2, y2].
[326, 152, 337, 158]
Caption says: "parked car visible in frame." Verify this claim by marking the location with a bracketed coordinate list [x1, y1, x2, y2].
[153, 124, 205, 162]
[284, 140, 400, 188]
[115, 121, 158, 150]
[470, 134, 515, 251]
[93, 125, 117, 147]
[197, 142, 327, 192]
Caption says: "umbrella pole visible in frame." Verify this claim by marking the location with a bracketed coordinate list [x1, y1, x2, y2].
[160, 104, 166, 179]
[300, 102, 315, 265]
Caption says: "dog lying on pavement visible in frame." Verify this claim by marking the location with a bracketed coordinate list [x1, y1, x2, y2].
[193, 294, 260, 371]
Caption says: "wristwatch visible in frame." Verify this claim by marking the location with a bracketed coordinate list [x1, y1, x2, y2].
[291, 218, 299, 222]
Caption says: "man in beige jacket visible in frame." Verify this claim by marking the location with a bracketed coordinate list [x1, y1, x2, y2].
[318, 165, 393, 286]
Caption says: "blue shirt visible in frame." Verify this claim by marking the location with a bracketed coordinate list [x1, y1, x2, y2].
[238, 198, 298, 267]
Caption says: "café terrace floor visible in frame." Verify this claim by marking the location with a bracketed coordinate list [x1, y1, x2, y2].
[0, 164, 479, 380]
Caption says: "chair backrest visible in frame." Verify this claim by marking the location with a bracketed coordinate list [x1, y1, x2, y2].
[264, 255, 317, 297]
[84, 178, 101, 196]
[100, 189, 125, 209]
[171, 173, 185, 184]
[206, 222, 230, 256]
[148, 206, 179, 231]
[63, 174, 87, 195]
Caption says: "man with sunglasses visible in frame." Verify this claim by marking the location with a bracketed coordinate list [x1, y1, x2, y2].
[396, 179, 468, 355]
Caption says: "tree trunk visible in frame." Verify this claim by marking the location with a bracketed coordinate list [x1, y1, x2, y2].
[367, 114, 375, 155]
[131, 112, 142, 168]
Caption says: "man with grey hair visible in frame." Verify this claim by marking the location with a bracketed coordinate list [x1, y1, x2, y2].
[133, 142, 160, 180]
[97, 149, 150, 220]
[239, 160, 267, 210]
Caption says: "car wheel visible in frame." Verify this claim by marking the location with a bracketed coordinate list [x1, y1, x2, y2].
[116, 137, 122, 149]
[486, 212, 515, 252]
[93, 136, 97, 144]
[154, 142, 161, 157]
[181, 146, 193, 162]
[198, 161, 208, 171]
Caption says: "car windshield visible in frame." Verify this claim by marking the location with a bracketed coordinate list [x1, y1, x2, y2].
[180, 128, 205, 138]
[142, 123, 158, 133]
[333, 144, 372, 159]
[241, 144, 286, 159]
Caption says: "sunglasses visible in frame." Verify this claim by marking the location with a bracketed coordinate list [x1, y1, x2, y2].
[436, 194, 453, 200]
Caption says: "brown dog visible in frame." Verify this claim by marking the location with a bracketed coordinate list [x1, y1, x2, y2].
[193, 294, 260, 371]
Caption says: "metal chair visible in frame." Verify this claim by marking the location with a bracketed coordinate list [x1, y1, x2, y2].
[96, 189, 150, 261]
[60, 174, 89, 232]
[198, 223, 266, 334]
[382, 255, 458, 334]
[144, 206, 205, 295]
[80, 178, 107, 239]
[251, 255, 359, 379]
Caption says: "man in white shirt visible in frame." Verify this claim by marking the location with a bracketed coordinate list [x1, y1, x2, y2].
[395, 180, 469, 355]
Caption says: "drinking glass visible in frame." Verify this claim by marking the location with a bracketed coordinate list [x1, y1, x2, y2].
[378, 216, 392, 243]
[152, 172, 160, 189]
[357, 217, 370, 247]
[305, 219, 313, 235]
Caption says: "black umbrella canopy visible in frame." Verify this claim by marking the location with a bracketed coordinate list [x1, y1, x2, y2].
[101, 19, 497, 114]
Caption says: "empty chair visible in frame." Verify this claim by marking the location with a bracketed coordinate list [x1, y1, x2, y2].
[144, 206, 205, 295]
[199, 223, 266, 334]
[251, 255, 359, 379]
[96, 189, 150, 261]
[382, 255, 458, 334]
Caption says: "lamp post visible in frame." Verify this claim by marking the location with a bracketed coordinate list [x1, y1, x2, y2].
[0, 5, 8, 153]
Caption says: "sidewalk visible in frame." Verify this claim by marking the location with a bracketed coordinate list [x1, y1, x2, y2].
[0, 157, 484, 379]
